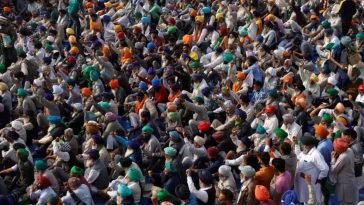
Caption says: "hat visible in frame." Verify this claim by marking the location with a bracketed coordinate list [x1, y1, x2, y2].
[218, 165, 231, 177]
[264, 105, 275, 113]
[194, 96, 204, 104]
[16, 148, 28, 161]
[52, 85, 64, 95]
[183, 34, 193, 45]
[267, 89, 278, 98]
[3, 7, 11, 12]
[169, 131, 181, 141]
[138, 81, 148, 91]
[256, 125, 266, 134]
[207, 147, 219, 157]
[118, 184, 132, 198]
[66, 28, 75, 35]
[198, 121, 210, 133]
[0, 82, 8, 91]
[70, 166, 84, 175]
[322, 113, 333, 125]
[71, 103, 82, 112]
[194, 136, 206, 146]
[202, 6, 211, 13]
[164, 147, 177, 157]
[223, 52, 234, 63]
[301, 133, 317, 146]
[35, 160, 48, 170]
[87, 149, 100, 160]
[147, 42, 155, 50]
[157, 189, 171, 202]
[37, 175, 51, 189]
[47, 115, 61, 123]
[356, 33, 364, 40]
[321, 20, 331, 28]
[189, 52, 199, 61]
[70, 46, 79, 54]
[219, 27, 228, 36]
[195, 15, 204, 23]
[190, 9, 197, 17]
[175, 184, 190, 200]
[281, 190, 299, 205]
[336, 116, 347, 126]
[340, 36, 352, 47]
[310, 15, 319, 20]
[275, 128, 288, 142]
[65, 56, 76, 66]
[128, 167, 141, 182]
[326, 87, 339, 97]
[142, 125, 153, 135]
[167, 112, 178, 121]
[11, 120, 23, 131]
[89, 70, 99, 81]
[333, 138, 348, 153]
[327, 75, 338, 85]
[17, 88, 28, 97]
[255, 185, 270, 201]
[314, 125, 329, 138]
[198, 169, 213, 184]
[167, 26, 177, 34]
[239, 28, 248, 37]
[81, 88, 92, 97]
[98, 101, 111, 110]
[238, 165, 256, 177]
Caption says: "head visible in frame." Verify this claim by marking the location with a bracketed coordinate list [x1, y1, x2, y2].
[271, 158, 285, 175]
[217, 189, 234, 205]
[64, 128, 74, 141]
[279, 142, 292, 156]
[258, 152, 270, 167]
[343, 129, 357, 144]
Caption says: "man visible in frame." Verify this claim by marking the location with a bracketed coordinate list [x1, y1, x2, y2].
[217, 189, 234, 205]
[314, 125, 333, 166]
[294, 133, 329, 205]
[175, 184, 198, 205]
[141, 125, 161, 170]
[30, 175, 56, 205]
[34, 160, 60, 193]
[281, 113, 302, 141]
[271, 158, 291, 204]
[343, 129, 363, 177]
[337, 0, 356, 35]
[331, 138, 358, 205]
[84, 149, 109, 192]
[186, 169, 216, 205]
[254, 152, 274, 190]
[279, 142, 297, 184]
[61, 177, 94, 205]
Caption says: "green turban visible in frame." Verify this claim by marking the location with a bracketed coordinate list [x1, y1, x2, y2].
[165, 161, 177, 172]
[142, 125, 153, 135]
[167, 112, 178, 121]
[17, 88, 28, 97]
[274, 128, 288, 142]
[167, 26, 177, 34]
[98, 101, 111, 111]
[189, 61, 200, 69]
[82, 66, 96, 78]
[325, 43, 335, 50]
[128, 167, 141, 182]
[356, 33, 364, 40]
[267, 89, 278, 98]
[118, 184, 132, 198]
[89, 70, 99, 81]
[71, 166, 84, 176]
[322, 113, 333, 125]
[326, 87, 339, 97]
[16, 148, 29, 161]
[164, 147, 177, 157]
[157, 189, 171, 202]
[194, 96, 204, 104]
[35, 160, 48, 170]
[45, 44, 54, 52]
[223, 52, 234, 63]
[321, 20, 331, 29]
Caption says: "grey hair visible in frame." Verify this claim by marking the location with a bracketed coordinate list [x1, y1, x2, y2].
[64, 128, 74, 136]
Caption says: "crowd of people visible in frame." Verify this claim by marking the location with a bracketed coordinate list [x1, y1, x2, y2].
[0, 0, 363, 204]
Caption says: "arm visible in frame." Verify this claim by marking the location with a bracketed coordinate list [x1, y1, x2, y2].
[183, 101, 203, 113]
[85, 169, 100, 184]
[187, 176, 208, 203]
[313, 152, 329, 180]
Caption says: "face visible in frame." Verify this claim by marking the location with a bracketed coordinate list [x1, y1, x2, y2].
[217, 193, 229, 205]
[343, 134, 351, 142]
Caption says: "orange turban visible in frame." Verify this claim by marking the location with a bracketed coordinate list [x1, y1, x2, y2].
[121, 47, 132, 64]
[236, 72, 246, 80]
[333, 138, 348, 153]
[281, 75, 293, 84]
[68, 35, 77, 44]
[70, 47, 79, 54]
[336, 116, 347, 126]
[81, 88, 92, 97]
[296, 99, 306, 110]
[3, 7, 11, 12]
[182, 35, 193, 46]
[255, 185, 270, 201]
[85, 2, 93, 8]
[314, 125, 329, 138]
[167, 102, 177, 112]
[109, 79, 119, 89]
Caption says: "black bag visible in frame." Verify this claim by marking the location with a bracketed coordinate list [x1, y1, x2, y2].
[354, 163, 363, 177]
[69, 189, 86, 205]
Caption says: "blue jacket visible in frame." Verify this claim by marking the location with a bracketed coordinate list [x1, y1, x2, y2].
[317, 139, 333, 166]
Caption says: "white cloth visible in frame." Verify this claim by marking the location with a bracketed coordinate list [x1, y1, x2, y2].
[61, 184, 95, 205]
[30, 187, 56, 205]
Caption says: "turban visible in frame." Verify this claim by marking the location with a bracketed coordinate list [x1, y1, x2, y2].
[326, 88, 339, 97]
[139, 81, 148, 91]
[301, 133, 317, 146]
[16, 148, 28, 161]
[255, 185, 270, 201]
[7, 131, 19, 140]
[340, 36, 352, 47]
[157, 189, 171, 202]
[66, 28, 75, 35]
[314, 125, 329, 138]
[37, 175, 51, 189]
[194, 96, 204, 104]
[166, 102, 177, 112]
[169, 131, 181, 141]
[194, 136, 206, 146]
[35, 160, 48, 170]
[197, 121, 210, 133]
[17, 88, 28, 97]
[236, 72, 246, 80]
[256, 125, 266, 134]
[223, 52, 234, 63]
[335, 103, 345, 114]
[175, 184, 190, 200]
[336, 116, 348, 126]
[281, 190, 299, 205]
[167, 112, 178, 121]
[0, 82, 8, 91]
[356, 33, 364, 40]
[87, 149, 100, 160]
[325, 43, 335, 50]
[98, 101, 111, 110]
[128, 167, 141, 182]
[81, 88, 92, 97]
[235, 109, 247, 121]
[71, 166, 84, 176]
[322, 113, 333, 125]
[218, 165, 232, 177]
[105, 112, 117, 122]
[92, 134, 104, 145]
[165, 161, 177, 173]
[52, 85, 64, 95]
[207, 147, 219, 157]
[118, 184, 132, 198]
[327, 76, 338, 85]
[321, 20, 331, 28]
[333, 138, 348, 153]
[47, 115, 61, 123]
[164, 147, 177, 157]
[199, 169, 213, 184]
[151, 78, 161, 88]
[283, 114, 294, 124]
[239, 165, 256, 177]
[142, 125, 153, 135]
[109, 79, 119, 89]
[275, 128, 288, 142]
[267, 89, 278, 98]
[68, 177, 81, 189]
[264, 105, 275, 113]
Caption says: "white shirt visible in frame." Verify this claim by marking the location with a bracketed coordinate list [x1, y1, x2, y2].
[61, 184, 95, 205]
[281, 122, 302, 141]
[187, 176, 210, 203]
[263, 114, 279, 136]
[30, 187, 56, 205]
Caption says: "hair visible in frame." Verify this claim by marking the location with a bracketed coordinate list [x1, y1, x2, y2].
[220, 189, 234, 202]
[64, 128, 74, 136]
[280, 142, 292, 155]
[140, 110, 151, 118]
[343, 129, 357, 140]
[120, 157, 132, 168]
[272, 158, 285, 173]
[258, 152, 270, 166]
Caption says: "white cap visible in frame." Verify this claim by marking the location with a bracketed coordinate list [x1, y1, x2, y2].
[52, 85, 64, 95]
[327, 75, 338, 85]
[46, 36, 55, 43]
[72, 103, 82, 111]
[11, 120, 23, 131]
[33, 79, 43, 87]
